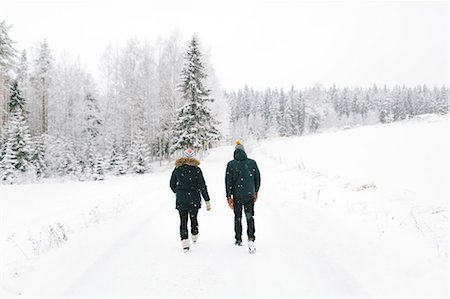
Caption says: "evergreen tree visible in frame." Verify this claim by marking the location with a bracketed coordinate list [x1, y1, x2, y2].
[361, 94, 369, 121]
[0, 82, 33, 182]
[0, 21, 17, 128]
[84, 93, 102, 139]
[81, 93, 103, 179]
[129, 127, 150, 174]
[59, 144, 76, 176]
[0, 21, 16, 71]
[340, 87, 351, 119]
[93, 154, 105, 180]
[31, 134, 46, 178]
[291, 91, 306, 135]
[0, 137, 16, 183]
[437, 86, 449, 115]
[114, 146, 128, 175]
[171, 36, 220, 153]
[378, 86, 393, 123]
[262, 88, 278, 136]
[404, 88, 414, 118]
[0, 108, 34, 183]
[8, 80, 26, 113]
[391, 86, 405, 121]
[108, 140, 128, 175]
[277, 89, 288, 136]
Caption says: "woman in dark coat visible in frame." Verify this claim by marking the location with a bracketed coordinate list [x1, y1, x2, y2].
[170, 148, 211, 252]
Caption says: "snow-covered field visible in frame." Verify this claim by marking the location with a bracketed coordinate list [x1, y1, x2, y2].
[1, 115, 448, 297]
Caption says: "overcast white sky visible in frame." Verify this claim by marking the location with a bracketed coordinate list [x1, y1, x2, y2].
[0, 0, 448, 90]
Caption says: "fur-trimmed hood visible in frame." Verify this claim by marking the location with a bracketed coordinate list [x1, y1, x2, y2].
[175, 157, 200, 168]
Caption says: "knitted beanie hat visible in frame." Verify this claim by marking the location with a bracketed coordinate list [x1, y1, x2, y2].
[235, 140, 245, 152]
[183, 148, 195, 158]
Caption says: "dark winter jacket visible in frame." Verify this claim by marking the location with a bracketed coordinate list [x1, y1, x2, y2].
[225, 149, 261, 201]
[170, 158, 210, 211]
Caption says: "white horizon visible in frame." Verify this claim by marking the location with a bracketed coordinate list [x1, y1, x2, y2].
[0, 0, 448, 91]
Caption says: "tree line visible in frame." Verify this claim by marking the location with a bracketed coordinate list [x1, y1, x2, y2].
[0, 21, 221, 184]
[226, 84, 448, 140]
[1, 18, 448, 184]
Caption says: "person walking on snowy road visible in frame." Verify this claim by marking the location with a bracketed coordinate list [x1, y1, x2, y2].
[170, 148, 211, 253]
[225, 140, 261, 253]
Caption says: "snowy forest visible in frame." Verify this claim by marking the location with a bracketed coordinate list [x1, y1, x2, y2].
[227, 84, 449, 139]
[0, 20, 448, 184]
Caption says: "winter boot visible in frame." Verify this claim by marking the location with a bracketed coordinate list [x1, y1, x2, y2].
[182, 239, 190, 253]
[235, 239, 242, 246]
[248, 240, 256, 254]
[191, 234, 198, 244]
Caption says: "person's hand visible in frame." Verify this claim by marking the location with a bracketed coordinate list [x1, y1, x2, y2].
[253, 192, 258, 203]
[205, 201, 211, 211]
[227, 197, 233, 209]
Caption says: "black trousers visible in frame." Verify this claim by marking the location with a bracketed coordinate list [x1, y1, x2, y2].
[178, 209, 199, 240]
[233, 199, 255, 241]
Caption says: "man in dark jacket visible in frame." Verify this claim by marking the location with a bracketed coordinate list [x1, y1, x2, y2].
[170, 148, 211, 253]
[225, 140, 261, 253]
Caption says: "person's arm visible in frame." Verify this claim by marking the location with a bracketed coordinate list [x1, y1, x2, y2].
[197, 168, 210, 202]
[225, 162, 233, 198]
[254, 161, 261, 201]
[225, 162, 234, 208]
[170, 169, 177, 193]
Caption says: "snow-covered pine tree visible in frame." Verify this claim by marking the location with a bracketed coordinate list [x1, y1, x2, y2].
[0, 21, 17, 128]
[93, 154, 105, 180]
[60, 140, 76, 177]
[403, 88, 414, 118]
[250, 91, 266, 139]
[82, 141, 96, 180]
[437, 86, 449, 115]
[0, 109, 34, 183]
[107, 140, 118, 172]
[31, 134, 46, 178]
[107, 140, 128, 175]
[276, 88, 288, 136]
[340, 87, 351, 119]
[378, 86, 394, 123]
[129, 127, 150, 174]
[391, 85, 405, 121]
[361, 93, 369, 121]
[0, 21, 16, 70]
[171, 36, 220, 153]
[115, 146, 128, 175]
[84, 93, 102, 140]
[289, 91, 306, 136]
[8, 80, 26, 113]
[430, 85, 449, 115]
[81, 93, 103, 180]
[262, 88, 277, 137]
[0, 137, 16, 183]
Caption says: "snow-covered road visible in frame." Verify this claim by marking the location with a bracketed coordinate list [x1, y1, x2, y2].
[2, 116, 447, 297]
[58, 147, 371, 298]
